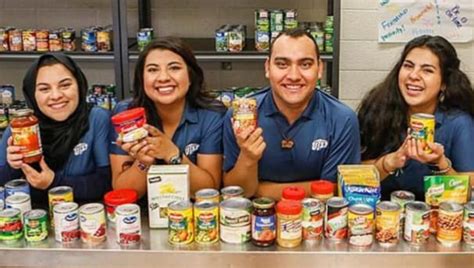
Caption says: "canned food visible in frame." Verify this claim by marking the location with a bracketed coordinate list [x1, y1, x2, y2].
[116, 204, 141, 245]
[463, 201, 474, 245]
[251, 197, 276, 247]
[301, 198, 323, 241]
[137, 28, 153, 52]
[348, 204, 374, 247]
[79, 203, 107, 244]
[194, 200, 219, 244]
[409, 113, 435, 153]
[23, 209, 48, 242]
[54, 202, 80, 243]
[22, 30, 36, 51]
[48, 186, 74, 226]
[437, 201, 463, 246]
[221, 186, 244, 200]
[375, 201, 401, 246]
[61, 28, 76, 51]
[0, 208, 23, 241]
[36, 30, 49, 52]
[104, 189, 138, 224]
[97, 28, 112, 52]
[232, 98, 257, 135]
[8, 29, 22, 51]
[220, 197, 252, 244]
[404, 201, 430, 245]
[325, 197, 349, 241]
[168, 200, 194, 245]
[391, 190, 415, 236]
[5, 178, 30, 198]
[195, 188, 220, 203]
[49, 30, 62, 52]
[0, 27, 8, 51]
[5, 192, 32, 218]
[81, 27, 97, 52]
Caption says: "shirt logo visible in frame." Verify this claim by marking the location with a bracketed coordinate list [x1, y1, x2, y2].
[185, 143, 200, 156]
[73, 143, 88, 156]
[312, 139, 328, 151]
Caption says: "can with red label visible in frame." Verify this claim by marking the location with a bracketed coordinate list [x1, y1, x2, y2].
[301, 198, 323, 241]
[115, 203, 141, 245]
[324, 197, 349, 242]
[79, 203, 106, 244]
[54, 202, 80, 243]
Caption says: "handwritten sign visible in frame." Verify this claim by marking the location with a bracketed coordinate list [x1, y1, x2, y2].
[378, 0, 473, 43]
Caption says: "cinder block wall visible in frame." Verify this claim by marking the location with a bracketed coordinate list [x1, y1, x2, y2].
[339, 0, 474, 110]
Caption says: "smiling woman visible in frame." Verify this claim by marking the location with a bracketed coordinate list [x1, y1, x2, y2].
[0, 53, 112, 205]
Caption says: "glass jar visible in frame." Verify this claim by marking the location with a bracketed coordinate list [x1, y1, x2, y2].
[251, 197, 276, 247]
[10, 109, 42, 164]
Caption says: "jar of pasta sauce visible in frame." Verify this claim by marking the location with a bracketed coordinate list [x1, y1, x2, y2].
[10, 109, 42, 164]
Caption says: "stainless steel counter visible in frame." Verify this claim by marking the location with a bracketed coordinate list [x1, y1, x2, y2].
[0, 219, 473, 268]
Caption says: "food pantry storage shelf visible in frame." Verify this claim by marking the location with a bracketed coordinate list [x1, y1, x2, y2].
[0, 52, 115, 62]
[0, 216, 472, 268]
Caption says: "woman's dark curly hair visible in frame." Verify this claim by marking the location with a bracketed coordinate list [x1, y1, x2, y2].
[357, 35, 474, 160]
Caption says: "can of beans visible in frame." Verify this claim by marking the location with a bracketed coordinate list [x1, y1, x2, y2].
[376, 201, 401, 246]
[8, 29, 22, 51]
[324, 197, 349, 241]
[0, 208, 23, 242]
[194, 200, 219, 244]
[54, 202, 80, 243]
[6, 192, 31, 218]
[221, 186, 244, 200]
[410, 113, 435, 153]
[48, 186, 74, 226]
[115, 203, 141, 245]
[168, 200, 194, 245]
[23, 209, 48, 242]
[5, 178, 30, 198]
[195, 188, 220, 203]
[22, 29, 36, 51]
[219, 197, 252, 244]
[301, 198, 323, 241]
[404, 201, 430, 245]
[36, 30, 49, 52]
[232, 98, 258, 135]
[391, 190, 415, 237]
[104, 189, 138, 224]
[437, 201, 463, 246]
[463, 201, 474, 245]
[79, 203, 107, 244]
[348, 204, 374, 247]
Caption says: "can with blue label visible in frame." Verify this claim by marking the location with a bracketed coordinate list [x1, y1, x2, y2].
[5, 178, 30, 198]
[116, 203, 141, 245]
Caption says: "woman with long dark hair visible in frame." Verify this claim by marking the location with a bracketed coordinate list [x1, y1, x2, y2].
[358, 35, 474, 201]
[0, 53, 112, 204]
[110, 37, 225, 198]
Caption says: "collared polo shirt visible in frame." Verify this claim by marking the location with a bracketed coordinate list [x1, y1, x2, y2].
[110, 100, 224, 163]
[223, 87, 361, 183]
[381, 109, 474, 201]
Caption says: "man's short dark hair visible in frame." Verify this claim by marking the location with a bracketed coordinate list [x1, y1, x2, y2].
[269, 28, 320, 60]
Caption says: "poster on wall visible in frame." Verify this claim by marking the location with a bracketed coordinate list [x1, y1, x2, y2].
[378, 0, 473, 43]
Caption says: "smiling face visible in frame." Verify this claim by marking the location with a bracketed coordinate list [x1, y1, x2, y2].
[143, 49, 190, 109]
[34, 63, 79, 122]
[398, 46, 444, 115]
[265, 34, 323, 114]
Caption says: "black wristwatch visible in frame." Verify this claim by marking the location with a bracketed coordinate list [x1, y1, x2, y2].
[169, 151, 183, 165]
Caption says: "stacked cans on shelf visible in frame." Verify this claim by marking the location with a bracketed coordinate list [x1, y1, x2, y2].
[0, 26, 112, 52]
[255, 9, 298, 52]
[215, 25, 247, 52]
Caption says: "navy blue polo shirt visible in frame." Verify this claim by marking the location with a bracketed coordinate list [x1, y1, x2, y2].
[223, 88, 361, 183]
[110, 100, 224, 162]
[381, 109, 474, 201]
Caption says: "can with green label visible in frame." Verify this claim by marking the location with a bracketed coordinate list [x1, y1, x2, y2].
[24, 209, 48, 242]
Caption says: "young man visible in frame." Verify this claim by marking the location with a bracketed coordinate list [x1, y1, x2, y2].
[223, 28, 360, 200]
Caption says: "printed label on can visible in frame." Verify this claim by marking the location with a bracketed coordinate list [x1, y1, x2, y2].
[325, 205, 348, 241]
[404, 206, 430, 244]
[376, 208, 400, 245]
[168, 207, 194, 245]
[116, 205, 141, 245]
[24, 210, 48, 242]
[437, 209, 462, 245]
[79, 204, 106, 243]
[0, 209, 23, 241]
[220, 208, 251, 243]
[54, 203, 80, 243]
[302, 199, 323, 240]
[194, 205, 219, 244]
[348, 209, 374, 246]
[463, 205, 474, 245]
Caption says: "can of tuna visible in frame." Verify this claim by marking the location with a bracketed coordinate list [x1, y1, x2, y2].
[437, 201, 463, 246]
[116, 203, 141, 245]
[404, 201, 430, 245]
[324, 197, 349, 241]
[6, 192, 31, 218]
[376, 201, 401, 246]
[22, 29, 36, 51]
[195, 188, 220, 203]
[36, 30, 49, 52]
[0, 208, 23, 242]
[221, 186, 244, 200]
[5, 178, 30, 198]
[24, 209, 48, 242]
[54, 202, 80, 243]
[348, 204, 374, 247]
[301, 198, 323, 241]
[48, 186, 74, 226]
[391, 190, 415, 237]
[168, 200, 194, 245]
[463, 201, 474, 245]
[220, 197, 252, 244]
[79, 203, 107, 244]
[409, 113, 435, 153]
[194, 200, 219, 244]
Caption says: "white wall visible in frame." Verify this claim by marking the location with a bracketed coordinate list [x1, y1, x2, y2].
[339, 0, 474, 110]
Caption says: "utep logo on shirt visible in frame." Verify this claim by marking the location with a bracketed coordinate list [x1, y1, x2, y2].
[73, 143, 88, 156]
[312, 139, 328, 151]
[184, 143, 199, 156]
